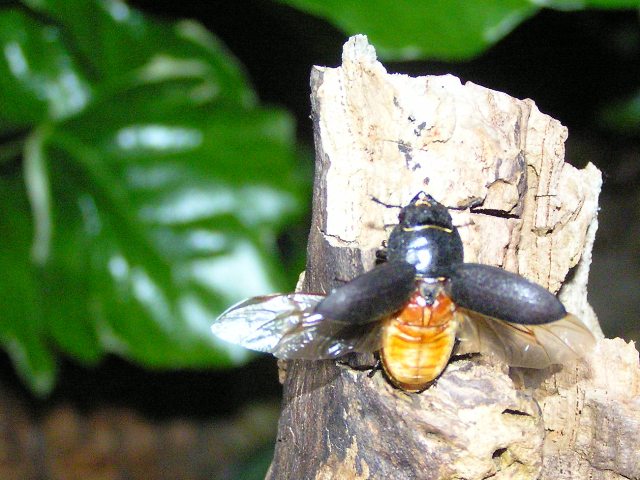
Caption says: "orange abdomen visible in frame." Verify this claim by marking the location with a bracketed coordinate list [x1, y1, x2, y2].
[380, 290, 458, 392]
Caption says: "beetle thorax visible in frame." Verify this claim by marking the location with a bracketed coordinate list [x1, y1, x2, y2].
[387, 225, 463, 277]
[386, 194, 464, 277]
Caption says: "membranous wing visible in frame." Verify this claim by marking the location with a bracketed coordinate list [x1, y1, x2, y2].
[449, 262, 595, 368]
[455, 309, 595, 368]
[211, 293, 385, 359]
[211, 260, 417, 360]
[211, 293, 321, 354]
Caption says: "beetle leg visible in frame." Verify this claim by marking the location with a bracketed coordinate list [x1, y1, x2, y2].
[336, 353, 379, 373]
[376, 246, 388, 264]
[367, 357, 383, 378]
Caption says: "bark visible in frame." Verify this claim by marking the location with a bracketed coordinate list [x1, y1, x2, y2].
[266, 35, 640, 480]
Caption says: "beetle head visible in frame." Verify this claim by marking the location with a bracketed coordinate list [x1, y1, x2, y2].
[398, 192, 454, 229]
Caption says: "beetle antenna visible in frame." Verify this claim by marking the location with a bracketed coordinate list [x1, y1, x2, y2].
[371, 196, 402, 209]
[448, 198, 483, 211]
[453, 221, 474, 229]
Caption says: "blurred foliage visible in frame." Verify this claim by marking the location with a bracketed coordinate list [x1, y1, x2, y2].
[0, 0, 305, 396]
[600, 90, 640, 134]
[231, 444, 276, 480]
[278, 0, 640, 60]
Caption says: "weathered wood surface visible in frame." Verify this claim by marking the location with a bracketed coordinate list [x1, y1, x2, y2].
[266, 35, 640, 480]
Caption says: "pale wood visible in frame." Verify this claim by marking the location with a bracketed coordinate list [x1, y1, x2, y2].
[266, 35, 639, 480]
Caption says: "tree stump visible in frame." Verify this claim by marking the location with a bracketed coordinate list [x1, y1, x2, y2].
[266, 35, 640, 480]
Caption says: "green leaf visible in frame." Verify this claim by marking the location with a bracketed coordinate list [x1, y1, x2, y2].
[279, 0, 639, 60]
[0, 8, 92, 131]
[0, 179, 57, 396]
[546, 0, 640, 9]
[0, 0, 306, 394]
[20, 0, 255, 105]
[0, 0, 257, 133]
[278, 0, 540, 60]
[35, 90, 301, 368]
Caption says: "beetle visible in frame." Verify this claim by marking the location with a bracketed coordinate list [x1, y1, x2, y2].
[211, 192, 595, 392]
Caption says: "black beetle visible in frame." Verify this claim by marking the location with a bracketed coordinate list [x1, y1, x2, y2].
[211, 192, 595, 391]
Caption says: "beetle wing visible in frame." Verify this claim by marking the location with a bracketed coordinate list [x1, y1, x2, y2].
[314, 260, 416, 325]
[272, 313, 384, 359]
[449, 263, 568, 325]
[269, 260, 417, 358]
[211, 293, 384, 360]
[211, 260, 417, 360]
[455, 308, 595, 368]
[211, 293, 325, 354]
